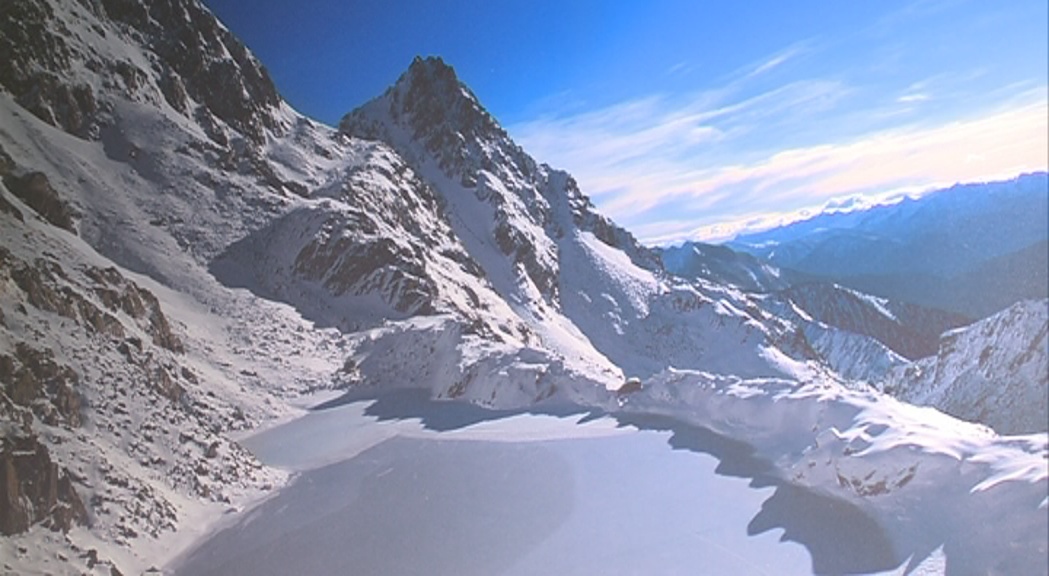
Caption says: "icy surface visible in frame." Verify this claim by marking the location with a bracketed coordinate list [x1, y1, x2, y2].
[0, 1, 1045, 573]
[171, 394, 968, 576]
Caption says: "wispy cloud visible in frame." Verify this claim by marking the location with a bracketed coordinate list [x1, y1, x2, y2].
[512, 79, 847, 200]
[897, 92, 930, 103]
[666, 61, 691, 76]
[744, 44, 807, 80]
[510, 81, 1048, 245]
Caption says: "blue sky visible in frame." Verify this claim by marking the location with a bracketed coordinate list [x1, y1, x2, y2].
[206, 0, 1048, 244]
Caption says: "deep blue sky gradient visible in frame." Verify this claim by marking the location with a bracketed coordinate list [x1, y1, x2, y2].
[204, 0, 1048, 243]
[205, 0, 942, 125]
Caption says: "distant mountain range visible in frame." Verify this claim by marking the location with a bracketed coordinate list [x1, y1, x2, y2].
[658, 241, 972, 360]
[0, 0, 1045, 572]
[656, 241, 802, 293]
[720, 172, 1048, 319]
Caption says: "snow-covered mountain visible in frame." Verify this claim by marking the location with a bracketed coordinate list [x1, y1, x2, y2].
[659, 241, 971, 360]
[728, 173, 1049, 319]
[882, 299, 1048, 435]
[333, 55, 840, 384]
[657, 240, 801, 292]
[770, 283, 971, 361]
[0, 5, 826, 569]
[0, 0, 1045, 573]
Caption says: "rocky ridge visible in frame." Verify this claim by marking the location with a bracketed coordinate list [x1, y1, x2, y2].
[338, 56, 832, 383]
[0, 0, 1044, 572]
[883, 299, 1048, 435]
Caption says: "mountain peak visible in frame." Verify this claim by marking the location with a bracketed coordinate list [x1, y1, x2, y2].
[405, 55, 457, 84]
[340, 56, 505, 174]
[340, 55, 661, 288]
[395, 55, 482, 120]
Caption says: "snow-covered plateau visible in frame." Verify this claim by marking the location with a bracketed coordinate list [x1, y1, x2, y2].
[0, 0, 1045, 574]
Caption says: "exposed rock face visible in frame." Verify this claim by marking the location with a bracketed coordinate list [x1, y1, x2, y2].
[0, 240, 195, 423]
[97, 0, 282, 143]
[775, 283, 971, 360]
[210, 183, 516, 338]
[295, 233, 437, 316]
[0, 0, 97, 136]
[883, 299, 1049, 434]
[1, 343, 83, 428]
[3, 171, 77, 233]
[365, 56, 507, 175]
[0, 0, 281, 144]
[342, 57, 564, 302]
[0, 247, 182, 354]
[0, 434, 88, 536]
[340, 56, 660, 309]
[84, 265, 184, 353]
[0, 179, 282, 570]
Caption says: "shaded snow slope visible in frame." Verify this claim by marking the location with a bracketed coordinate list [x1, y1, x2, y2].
[772, 283, 971, 360]
[658, 240, 801, 292]
[883, 299, 1049, 435]
[658, 242, 972, 361]
[0, 0, 1045, 573]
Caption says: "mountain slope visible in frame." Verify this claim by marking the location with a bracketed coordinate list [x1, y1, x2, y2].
[0, 171, 293, 573]
[730, 173, 1048, 278]
[337, 56, 831, 382]
[0, 0, 364, 571]
[0, 1, 1045, 573]
[728, 173, 1049, 318]
[842, 239, 1049, 319]
[659, 241, 973, 360]
[771, 283, 971, 360]
[657, 240, 803, 292]
[882, 299, 1049, 435]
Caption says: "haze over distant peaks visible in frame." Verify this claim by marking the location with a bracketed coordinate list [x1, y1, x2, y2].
[0, 1, 1045, 573]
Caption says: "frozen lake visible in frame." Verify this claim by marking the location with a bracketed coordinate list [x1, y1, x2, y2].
[170, 391, 938, 576]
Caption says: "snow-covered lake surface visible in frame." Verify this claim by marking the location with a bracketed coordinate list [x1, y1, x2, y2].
[169, 391, 954, 576]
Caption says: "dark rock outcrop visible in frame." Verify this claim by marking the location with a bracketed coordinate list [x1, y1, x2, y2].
[0, 0, 98, 137]
[1, 0, 283, 145]
[2, 172, 77, 232]
[0, 248, 183, 357]
[1, 343, 83, 428]
[778, 283, 971, 360]
[295, 233, 437, 315]
[99, 0, 282, 143]
[0, 434, 88, 535]
[84, 265, 184, 353]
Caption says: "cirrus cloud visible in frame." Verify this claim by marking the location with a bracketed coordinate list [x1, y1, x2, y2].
[510, 82, 1048, 245]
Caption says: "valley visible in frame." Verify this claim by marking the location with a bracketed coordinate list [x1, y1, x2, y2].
[0, 0, 1045, 574]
